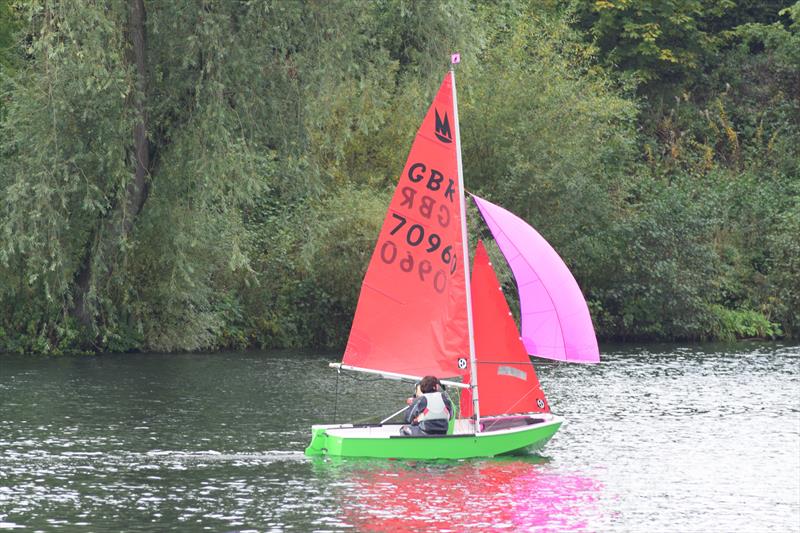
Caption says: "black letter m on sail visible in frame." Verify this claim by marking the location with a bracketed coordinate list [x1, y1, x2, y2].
[434, 110, 452, 144]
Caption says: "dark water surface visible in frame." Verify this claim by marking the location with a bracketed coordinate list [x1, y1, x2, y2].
[1, 344, 798, 532]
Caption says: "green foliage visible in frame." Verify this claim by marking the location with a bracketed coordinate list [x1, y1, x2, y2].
[708, 305, 782, 341]
[764, 195, 800, 336]
[572, 0, 714, 84]
[589, 178, 718, 339]
[1, 0, 797, 354]
[571, 0, 792, 92]
[462, 7, 638, 264]
[0, 0, 22, 76]
[1, 1, 135, 352]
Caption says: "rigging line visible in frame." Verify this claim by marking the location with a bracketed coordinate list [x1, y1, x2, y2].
[477, 360, 536, 366]
[502, 385, 543, 415]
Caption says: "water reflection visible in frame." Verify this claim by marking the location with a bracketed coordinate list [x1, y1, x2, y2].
[315, 457, 602, 531]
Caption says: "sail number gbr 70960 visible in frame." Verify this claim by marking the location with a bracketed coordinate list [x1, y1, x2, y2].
[379, 213, 457, 294]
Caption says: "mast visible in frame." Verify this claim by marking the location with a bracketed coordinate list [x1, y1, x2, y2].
[450, 55, 480, 432]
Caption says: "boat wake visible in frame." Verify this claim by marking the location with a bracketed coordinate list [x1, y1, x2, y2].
[2, 448, 309, 471]
[143, 449, 307, 462]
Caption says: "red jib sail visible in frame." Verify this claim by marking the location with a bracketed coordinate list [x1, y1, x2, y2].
[460, 241, 550, 417]
[342, 72, 468, 377]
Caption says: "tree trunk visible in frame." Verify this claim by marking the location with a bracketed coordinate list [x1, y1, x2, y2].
[72, 0, 150, 329]
[125, 0, 150, 236]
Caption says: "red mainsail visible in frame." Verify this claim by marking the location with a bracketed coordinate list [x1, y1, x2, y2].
[342, 72, 468, 377]
[460, 241, 550, 417]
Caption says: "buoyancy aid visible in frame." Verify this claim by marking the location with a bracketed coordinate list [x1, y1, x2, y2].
[416, 392, 450, 424]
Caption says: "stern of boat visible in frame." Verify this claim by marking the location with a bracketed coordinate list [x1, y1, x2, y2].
[305, 424, 331, 456]
[305, 423, 356, 456]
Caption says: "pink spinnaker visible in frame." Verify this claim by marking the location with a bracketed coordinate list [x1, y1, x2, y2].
[472, 195, 600, 363]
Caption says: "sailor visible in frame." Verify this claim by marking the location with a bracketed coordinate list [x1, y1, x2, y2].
[400, 375, 453, 436]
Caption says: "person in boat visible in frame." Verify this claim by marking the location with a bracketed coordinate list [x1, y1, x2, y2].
[400, 375, 453, 436]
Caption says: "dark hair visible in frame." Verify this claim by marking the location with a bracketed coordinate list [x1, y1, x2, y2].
[419, 375, 440, 394]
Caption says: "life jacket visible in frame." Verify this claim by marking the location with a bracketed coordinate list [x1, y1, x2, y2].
[416, 392, 450, 424]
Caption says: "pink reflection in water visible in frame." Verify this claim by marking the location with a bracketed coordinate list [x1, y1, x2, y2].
[325, 459, 601, 532]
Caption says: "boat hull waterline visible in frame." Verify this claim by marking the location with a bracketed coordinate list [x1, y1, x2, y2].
[305, 414, 563, 459]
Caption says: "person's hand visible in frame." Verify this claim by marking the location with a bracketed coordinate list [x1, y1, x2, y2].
[406, 397, 414, 405]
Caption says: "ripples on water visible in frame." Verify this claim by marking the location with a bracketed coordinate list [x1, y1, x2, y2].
[1, 344, 798, 531]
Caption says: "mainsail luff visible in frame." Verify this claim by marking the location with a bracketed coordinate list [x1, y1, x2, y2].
[450, 65, 481, 430]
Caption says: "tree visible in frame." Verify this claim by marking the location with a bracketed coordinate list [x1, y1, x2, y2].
[570, 0, 791, 94]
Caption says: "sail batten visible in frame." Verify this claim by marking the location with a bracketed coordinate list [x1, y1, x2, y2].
[472, 195, 599, 364]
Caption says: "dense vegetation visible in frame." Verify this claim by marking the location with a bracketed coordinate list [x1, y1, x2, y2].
[0, 0, 797, 354]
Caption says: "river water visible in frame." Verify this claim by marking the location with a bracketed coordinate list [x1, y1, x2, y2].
[1, 343, 798, 532]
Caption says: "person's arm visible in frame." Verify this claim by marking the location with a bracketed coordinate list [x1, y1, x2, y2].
[405, 396, 427, 424]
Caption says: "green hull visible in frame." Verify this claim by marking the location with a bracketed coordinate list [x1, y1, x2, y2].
[305, 415, 562, 460]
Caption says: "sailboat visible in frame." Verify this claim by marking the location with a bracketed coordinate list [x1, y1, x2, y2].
[305, 59, 599, 460]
